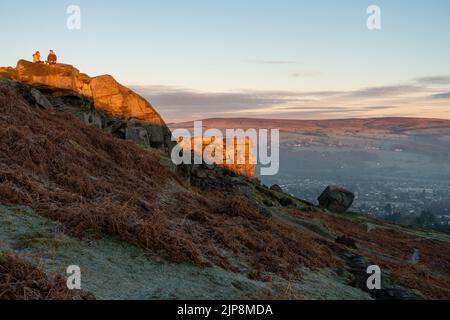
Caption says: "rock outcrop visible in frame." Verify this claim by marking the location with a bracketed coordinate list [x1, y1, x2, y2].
[176, 137, 256, 177]
[318, 185, 355, 213]
[0, 60, 172, 151]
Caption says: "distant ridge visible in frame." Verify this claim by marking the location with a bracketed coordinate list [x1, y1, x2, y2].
[170, 117, 450, 135]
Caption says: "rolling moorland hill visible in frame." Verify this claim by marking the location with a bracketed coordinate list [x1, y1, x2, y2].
[170, 117, 450, 136]
[0, 62, 449, 300]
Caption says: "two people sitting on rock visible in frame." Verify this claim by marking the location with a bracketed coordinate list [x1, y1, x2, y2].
[32, 50, 57, 64]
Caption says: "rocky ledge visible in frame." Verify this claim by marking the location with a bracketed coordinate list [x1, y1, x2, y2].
[0, 60, 173, 152]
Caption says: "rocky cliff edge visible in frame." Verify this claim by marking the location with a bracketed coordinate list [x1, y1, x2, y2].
[0, 60, 172, 151]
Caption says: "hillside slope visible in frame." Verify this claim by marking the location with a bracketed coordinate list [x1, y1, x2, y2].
[0, 77, 449, 300]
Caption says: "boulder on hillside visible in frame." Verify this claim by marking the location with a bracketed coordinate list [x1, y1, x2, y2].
[278, 197, 294, 207]
[318, 185, 355, 213]
[30, 88, 53, 109]
[270, 184, 283, 193]
[125, 127, 151, 148]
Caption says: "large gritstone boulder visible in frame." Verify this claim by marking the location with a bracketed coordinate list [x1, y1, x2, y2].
[318, 185, 355, 213]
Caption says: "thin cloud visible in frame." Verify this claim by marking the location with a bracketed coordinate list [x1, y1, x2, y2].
[248, 60, 297, 65]
[363, 105, 396, 110]
[130, 83, 447, 122]
[131, 86, 302, 117]
[416, 76, 450, 85]
[291, 71, 321, 78]
[430, 92, 450, 100]
[349, 85, 424, 98]
[263, 105, 395, 113]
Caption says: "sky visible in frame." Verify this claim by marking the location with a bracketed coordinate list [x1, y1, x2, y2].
[0, 0, 449, 122]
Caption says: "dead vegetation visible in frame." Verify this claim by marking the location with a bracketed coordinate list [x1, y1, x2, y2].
[0, 85, 340, 279]
[0, 252, 94, 300]
[292, 209, 450, 299]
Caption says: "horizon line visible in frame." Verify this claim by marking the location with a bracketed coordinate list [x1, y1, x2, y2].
[168, 116, 450, 125]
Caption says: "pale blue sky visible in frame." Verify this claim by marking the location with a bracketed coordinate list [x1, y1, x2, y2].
[1, 0, 449, 121]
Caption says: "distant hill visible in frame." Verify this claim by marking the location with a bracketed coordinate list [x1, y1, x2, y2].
[170, 117, 450, 136]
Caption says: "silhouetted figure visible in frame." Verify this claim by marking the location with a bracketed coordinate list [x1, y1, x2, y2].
[47, 50, 57, 65]
[32, 51, 42, 63]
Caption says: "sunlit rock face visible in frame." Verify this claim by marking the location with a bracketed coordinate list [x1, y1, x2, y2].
[177, 137, 256, 177]
[89, 75, 165, 127]
[1, 60, 165, 125]
[1, 60, 92, 96]
[0, 60, 171, 150]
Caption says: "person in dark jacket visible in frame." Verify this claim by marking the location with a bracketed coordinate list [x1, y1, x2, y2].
[47, 50, 57, 64]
